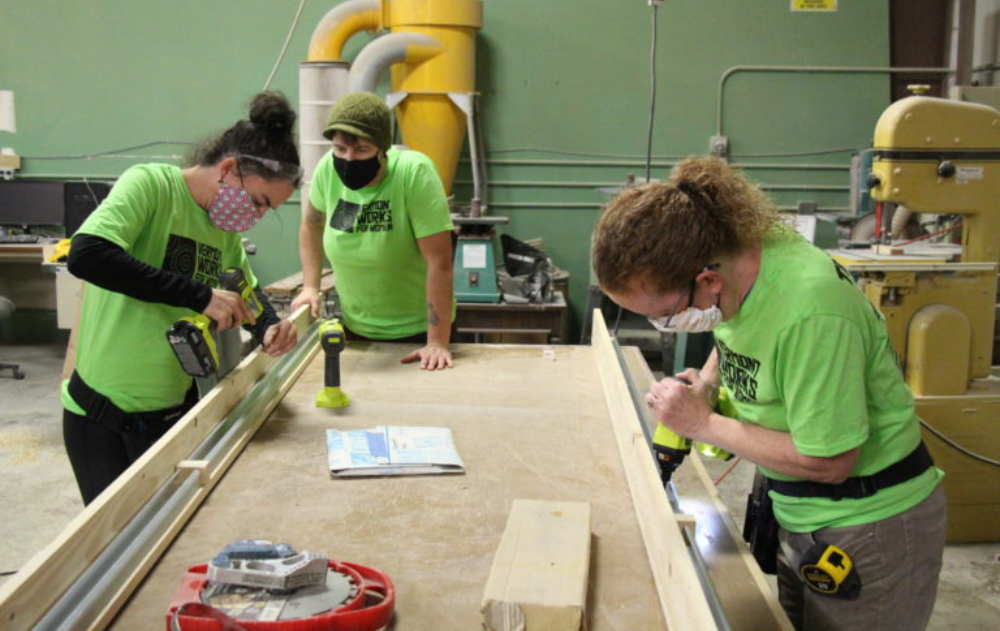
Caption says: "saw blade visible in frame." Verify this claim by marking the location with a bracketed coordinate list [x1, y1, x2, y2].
[203, 566, 358, 621]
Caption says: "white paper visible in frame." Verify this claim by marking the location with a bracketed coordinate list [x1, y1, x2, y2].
[326, 426, 465, 477]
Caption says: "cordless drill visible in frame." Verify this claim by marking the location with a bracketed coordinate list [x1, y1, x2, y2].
[651, 378, 734, 485]
[166, 267, 262, 378]
[315, 319, 350, 408]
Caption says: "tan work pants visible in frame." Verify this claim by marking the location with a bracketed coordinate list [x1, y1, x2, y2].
[777, 485, 947, 631]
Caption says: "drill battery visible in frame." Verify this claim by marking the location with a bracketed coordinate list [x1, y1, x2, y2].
[166, 267, 260, 378]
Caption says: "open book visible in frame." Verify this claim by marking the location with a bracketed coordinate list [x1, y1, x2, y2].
[326, 426, 465, 477]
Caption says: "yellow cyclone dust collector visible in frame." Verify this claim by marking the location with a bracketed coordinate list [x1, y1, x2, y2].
[301, 0, 482, 194]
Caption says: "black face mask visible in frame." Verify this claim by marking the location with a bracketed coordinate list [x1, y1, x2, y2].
[333, 154, 381, 190]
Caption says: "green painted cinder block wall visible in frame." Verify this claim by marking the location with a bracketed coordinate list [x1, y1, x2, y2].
[0, 0, 890, 338]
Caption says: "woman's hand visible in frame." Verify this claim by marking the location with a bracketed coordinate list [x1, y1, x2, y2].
[290, 286, 321, 318]
[203, 288, 255, 330]
[645, 367, 715, 441]
[262, 320, 298, 357]
[400, 342, 453, 371]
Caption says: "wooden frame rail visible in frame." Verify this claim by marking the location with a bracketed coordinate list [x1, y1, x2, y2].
[0, 307, 317, 631]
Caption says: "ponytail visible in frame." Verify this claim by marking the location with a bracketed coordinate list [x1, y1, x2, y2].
[592, 156, 787, 294]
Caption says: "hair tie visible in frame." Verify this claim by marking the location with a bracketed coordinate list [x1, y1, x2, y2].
[677, 180, 714, 210]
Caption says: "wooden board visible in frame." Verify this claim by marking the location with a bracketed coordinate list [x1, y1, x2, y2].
[0, 307, 317, 631]
[590, 316, 719, 630]
[482, 499, 590, 630]
[621, 348, 794, 631]
[110, 343, 670, 630]
[262, 269, 335, 298]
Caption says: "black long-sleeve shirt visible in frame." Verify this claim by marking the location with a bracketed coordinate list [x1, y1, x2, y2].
[68, 233, 279, 343]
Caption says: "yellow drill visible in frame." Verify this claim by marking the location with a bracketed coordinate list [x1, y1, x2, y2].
[315, 319, 350, 408]
[166, 267, 262, 378]
[652, 379, 734, 484]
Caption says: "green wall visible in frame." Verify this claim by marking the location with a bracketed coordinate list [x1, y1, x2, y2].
[1, 0, 890, 339]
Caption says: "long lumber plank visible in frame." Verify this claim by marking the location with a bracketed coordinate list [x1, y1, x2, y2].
[590, 312, 720, 630]
[0, 307, 317, 631]
[621, 347, 793, 631]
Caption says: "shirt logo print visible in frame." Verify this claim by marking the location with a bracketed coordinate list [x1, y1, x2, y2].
[716, 339, 761, 402]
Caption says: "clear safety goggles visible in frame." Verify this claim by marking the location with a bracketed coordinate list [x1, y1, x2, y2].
[237, 154, 304, 186]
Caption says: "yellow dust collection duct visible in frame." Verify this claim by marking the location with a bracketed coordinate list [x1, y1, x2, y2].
[301, 0, 483, 194]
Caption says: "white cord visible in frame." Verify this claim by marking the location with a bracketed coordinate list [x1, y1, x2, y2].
[263, 0, 309, 91]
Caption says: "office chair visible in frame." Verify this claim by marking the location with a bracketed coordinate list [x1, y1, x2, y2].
[0, 295, 25, 379]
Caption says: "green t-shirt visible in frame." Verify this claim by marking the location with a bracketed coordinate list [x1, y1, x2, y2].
[713, 233, 942, 532]
[61, 164, 256, 413]
[310, 148, 454, 339]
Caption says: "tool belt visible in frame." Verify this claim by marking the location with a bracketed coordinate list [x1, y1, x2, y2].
[743, 470, 780, 574]
[68, 371, 196, 434]
[767, 442, 934, 500]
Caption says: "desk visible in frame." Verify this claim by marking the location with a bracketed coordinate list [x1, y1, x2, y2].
[0, 244, 56, 311]
[455, 292, 569, 344]
[0, 243, 82, 328]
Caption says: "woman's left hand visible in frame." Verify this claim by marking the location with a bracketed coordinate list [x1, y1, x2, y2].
[645, 367, 715, 441]
[401, 342, 454, 370]
[262, 320, 297, 357]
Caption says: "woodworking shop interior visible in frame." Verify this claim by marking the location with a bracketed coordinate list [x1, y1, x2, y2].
[2, 1, 1000, 630]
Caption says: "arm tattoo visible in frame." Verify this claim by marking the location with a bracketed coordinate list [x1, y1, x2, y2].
[426, 301, 440, 326]
[307, 208, 324, 225]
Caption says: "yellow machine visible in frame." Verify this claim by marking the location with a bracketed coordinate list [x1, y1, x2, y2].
[832, 96, 1000, 541]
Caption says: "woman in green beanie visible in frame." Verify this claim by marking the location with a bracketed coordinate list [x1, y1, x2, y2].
[592, 156, 945, 631]
[292, 91, 455, 370]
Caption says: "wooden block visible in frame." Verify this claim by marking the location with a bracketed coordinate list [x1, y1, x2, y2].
[482, 499, 591, 631]
[0, 154, 20, 169]
[176, 460, 210, 487]
[874, 244, 904, 256]
[263, 270, 335, 298]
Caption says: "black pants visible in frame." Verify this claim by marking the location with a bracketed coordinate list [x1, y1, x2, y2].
[342, 326, 428, 344]
[62, 388, 197, 505]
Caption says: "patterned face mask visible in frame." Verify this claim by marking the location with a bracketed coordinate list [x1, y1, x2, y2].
[207, 182, 261, 233]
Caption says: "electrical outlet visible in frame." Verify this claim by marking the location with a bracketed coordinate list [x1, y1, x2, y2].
[0, 169, 14, 181]
[709, 135, 729, 157]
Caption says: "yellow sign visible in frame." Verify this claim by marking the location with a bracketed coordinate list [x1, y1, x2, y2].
[792, 0, 837, 11]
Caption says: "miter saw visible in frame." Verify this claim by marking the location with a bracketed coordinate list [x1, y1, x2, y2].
[829, 95, 1000, 542]
[167, 539, 394, 630]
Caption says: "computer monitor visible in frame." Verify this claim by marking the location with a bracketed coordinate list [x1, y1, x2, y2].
[0, 180, 65, 227]
[64, 180, 114, 236]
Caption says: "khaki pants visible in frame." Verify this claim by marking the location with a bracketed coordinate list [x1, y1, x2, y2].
[777, 485, 947, 631]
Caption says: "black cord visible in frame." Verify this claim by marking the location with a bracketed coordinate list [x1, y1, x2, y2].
[645, 3, 659, 183]
[921, 420, 1000, 468]
[22, 141, 193, 161]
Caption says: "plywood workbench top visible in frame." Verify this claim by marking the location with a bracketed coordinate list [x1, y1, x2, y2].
[111, 343, 668, 630]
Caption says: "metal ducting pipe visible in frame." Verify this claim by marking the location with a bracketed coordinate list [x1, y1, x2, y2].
[308, 0, 381, 62]
[299, 61, 350, 187]
[349, 32, 442, 93]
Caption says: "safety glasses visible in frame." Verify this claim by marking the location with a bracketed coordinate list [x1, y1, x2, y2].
[237, 154, 304, 186]
[647, 281, 695, 332]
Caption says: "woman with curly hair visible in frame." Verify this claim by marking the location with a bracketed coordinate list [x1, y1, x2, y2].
[592, 156, 945, 631]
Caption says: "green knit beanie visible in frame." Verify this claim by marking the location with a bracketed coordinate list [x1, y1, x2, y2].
[322, 92, 391, 151]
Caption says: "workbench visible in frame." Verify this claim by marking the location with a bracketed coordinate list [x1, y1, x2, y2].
[0, 311, 790, 631]
[454, 292, 570, 344]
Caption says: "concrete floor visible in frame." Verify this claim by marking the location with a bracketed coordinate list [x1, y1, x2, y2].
[0, 339, 998, 630]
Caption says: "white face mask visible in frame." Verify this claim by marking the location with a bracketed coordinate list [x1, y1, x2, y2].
[648, 305, 723, 333]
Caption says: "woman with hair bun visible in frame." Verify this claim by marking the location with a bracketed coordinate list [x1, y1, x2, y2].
[63, 91, 304, 505]
[592, 156, 945, 631]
